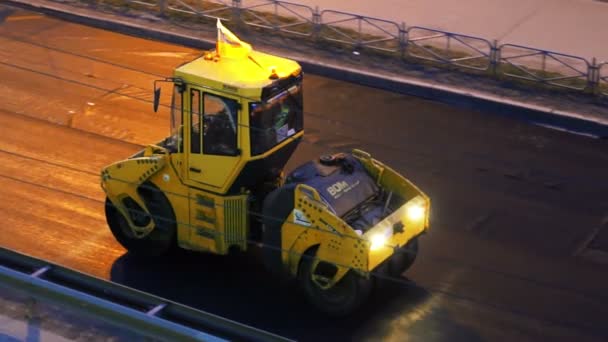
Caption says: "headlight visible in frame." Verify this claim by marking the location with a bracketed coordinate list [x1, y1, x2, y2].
[407, 203, 426, 221]
[369, 233, 388, 251]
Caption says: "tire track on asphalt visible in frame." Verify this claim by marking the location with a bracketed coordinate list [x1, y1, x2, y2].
[0, 15, 607, 338]
[0, 145, 606, 338]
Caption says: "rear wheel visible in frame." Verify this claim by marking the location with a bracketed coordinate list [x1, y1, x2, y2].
[105, 182, 176, 257]
[261, 184, 296, 276]
[298, 250, 372, 317]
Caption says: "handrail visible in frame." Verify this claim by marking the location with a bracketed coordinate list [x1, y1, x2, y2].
[0, 246, 294, 342]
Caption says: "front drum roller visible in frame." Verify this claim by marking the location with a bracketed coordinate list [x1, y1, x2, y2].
[261, 184, 296, 277]
[105, 181, 176, 257]
[298, 247, 373, 317]
[263, 185, 373, 315]
[388, 237, 419, 277]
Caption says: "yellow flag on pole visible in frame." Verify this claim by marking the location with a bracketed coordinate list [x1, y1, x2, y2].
[216, 19, 252, 59]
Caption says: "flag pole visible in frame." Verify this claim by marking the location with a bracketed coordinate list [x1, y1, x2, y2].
[216, 18, 220, 56]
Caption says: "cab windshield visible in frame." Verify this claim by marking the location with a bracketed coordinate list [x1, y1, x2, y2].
[249, 82, 303, 156]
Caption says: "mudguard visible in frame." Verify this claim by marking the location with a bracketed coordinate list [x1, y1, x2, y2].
[277, 150, 430, 290]
[100, 145, 168, 237]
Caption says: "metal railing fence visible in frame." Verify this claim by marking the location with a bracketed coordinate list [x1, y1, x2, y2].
[406, 27, 493, 71]
[83, 0, 608, 95]
[238, 0, 315, 36]
[319, 10, 402, 53]
[498, 44, 590, 91]
[166, 0, 232, 21]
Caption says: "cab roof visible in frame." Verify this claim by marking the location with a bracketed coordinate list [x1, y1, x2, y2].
[174, 49, 301, 99]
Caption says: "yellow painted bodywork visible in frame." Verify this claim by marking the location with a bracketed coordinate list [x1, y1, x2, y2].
[101, 144, 251, 255]
[280, 150, 430, 285]
[281, 184, 368, 288]
[101, 42, 301, 255]
[176, 51, 302, 195]
[353, 149, 431, 270]
[174, 49, 301, 100]
[100, 29, 430, 290]
[101, 145, 168, 237]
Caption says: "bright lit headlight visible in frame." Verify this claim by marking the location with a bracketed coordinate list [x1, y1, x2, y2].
[369, 233, 387, 251]
[407, 204, 426, 221]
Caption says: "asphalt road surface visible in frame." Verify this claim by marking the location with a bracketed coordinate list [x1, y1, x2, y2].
[1, 6, 608, 342]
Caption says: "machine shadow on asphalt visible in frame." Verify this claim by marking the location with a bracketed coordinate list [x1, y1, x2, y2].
[109, 249, 480, 339]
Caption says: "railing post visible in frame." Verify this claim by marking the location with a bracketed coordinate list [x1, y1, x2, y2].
[490, 39, 500, 76]
[587, 57, 600, 94]
[232, 0, 242, 29]
[444, 33, 451, 63]
[398, 22, 407, 59]
[158, 0, 167, 17]
[541, 52, 547, 81]
[273, 0, 279, 32]
[312, 6, 321, 42]
[601, 63, 607, 96]
[355, 16, 362, 50]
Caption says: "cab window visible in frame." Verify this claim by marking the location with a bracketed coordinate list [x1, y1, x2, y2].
[249, 83, 303, 156]
[203, 93, 239, 156]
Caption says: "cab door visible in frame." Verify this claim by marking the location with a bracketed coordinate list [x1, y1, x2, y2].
[187, 88, 241, 190]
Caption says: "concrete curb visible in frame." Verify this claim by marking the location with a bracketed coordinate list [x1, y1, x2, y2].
[5, 0, 608, 139]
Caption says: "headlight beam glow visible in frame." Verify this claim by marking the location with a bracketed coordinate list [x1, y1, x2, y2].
[370, 233, 387, 251]
[407, 204, 426, 221]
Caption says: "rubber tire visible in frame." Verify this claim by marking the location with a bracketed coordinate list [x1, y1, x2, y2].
[388, 237, 419, 278]
[298, 250, 372, 317]
[261, 184, 296, 277]
[105, 182, 176, 257]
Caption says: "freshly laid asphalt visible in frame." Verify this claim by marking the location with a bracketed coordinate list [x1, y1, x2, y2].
[0, 6, 607, 341]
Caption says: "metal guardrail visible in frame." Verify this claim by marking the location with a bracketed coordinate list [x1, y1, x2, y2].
[68, 0, 608, 95]
[0, 246, 294, 342]
[406, 26, 492, 71]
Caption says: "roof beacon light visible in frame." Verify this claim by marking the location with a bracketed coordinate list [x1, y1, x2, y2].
[269, 66, 279, 80]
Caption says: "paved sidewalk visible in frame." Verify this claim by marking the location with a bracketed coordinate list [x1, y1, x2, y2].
[294, 0, 608, 61]
[3, 0, 608, 137]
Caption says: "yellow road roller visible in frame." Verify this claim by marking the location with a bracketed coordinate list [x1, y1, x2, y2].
[101, 21, 430, 316]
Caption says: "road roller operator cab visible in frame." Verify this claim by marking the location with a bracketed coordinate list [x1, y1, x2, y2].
[100, 21, 430, 316]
